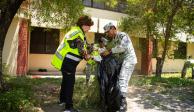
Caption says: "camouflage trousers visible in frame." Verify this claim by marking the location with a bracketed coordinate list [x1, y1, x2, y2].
[119, 60, 136, 97]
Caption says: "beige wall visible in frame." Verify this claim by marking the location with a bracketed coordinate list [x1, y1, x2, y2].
[187, 43, 194, 58]
[130, 37, 141, 72]
[2, 17, 20, 75]
[29, 54, 55, 71]
[84, 7, 127, 20]
[151, 42, 194, 73]
[29, 54, 84, 72]
[152, 59, 185, 72]
[29, 54, 88, 73]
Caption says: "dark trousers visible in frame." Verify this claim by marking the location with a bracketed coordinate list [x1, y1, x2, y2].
[59, 55, 80, 109]
[60, 71, 75, 108]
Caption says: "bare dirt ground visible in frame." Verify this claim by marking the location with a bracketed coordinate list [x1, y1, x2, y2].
[32, 83, 194, 112]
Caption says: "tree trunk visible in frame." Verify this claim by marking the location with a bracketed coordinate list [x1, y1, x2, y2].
[155, 0, 183, 77]
[141, 38, 153, 75]
[0, 0, 24, 90]
[0, 47, 4, 90]
[155, 57, 163, 77]
[192, 67, 194, 79]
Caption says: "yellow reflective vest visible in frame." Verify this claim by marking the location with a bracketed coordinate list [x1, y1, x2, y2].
[87, 50, 100, 65]
[51, 26, 86, 70]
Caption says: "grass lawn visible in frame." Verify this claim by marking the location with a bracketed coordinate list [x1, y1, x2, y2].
[0, 73, 194, 112]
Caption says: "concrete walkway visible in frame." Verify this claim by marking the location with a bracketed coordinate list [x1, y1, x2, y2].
[126, 86, 194, 112]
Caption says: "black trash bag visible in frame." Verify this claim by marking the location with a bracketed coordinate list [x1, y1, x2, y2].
[97, 55, 121, 112]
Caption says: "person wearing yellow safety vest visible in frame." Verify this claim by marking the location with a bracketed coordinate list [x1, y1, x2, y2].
[51, 15, 93, 112]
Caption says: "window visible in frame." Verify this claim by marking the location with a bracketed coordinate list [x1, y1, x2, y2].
[82, 0, 127, 13]
[117, 2, 128, 13]
[149, 39, 187, 59]
[82, 0, 92, 7]
[93, 1, 105, 9]
[30, 27, 59, 54]
[174, 42, 187, 59]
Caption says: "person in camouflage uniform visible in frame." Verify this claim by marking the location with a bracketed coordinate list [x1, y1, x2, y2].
[102, 22, 137, 112]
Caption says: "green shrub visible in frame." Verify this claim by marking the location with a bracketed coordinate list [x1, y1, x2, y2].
[74, 76, 100, 109]
[0, 88, 34, 112]
[0, 76, 37, 112]
[129, 75, 194, 88]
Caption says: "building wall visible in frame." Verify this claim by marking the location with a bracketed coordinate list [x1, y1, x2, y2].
[28, 31, 95, 73]
[152, 59, 185, 72]
[130, 37, 141, 72]
[84, 7, 127, 20]
[29, 54, 54, 71]
[187, 43, 194, 58]
[2, 17, 20, 75]
[28, 37, 193, 74]
[29, 31, 63, 72]
[152, 43, 194, 73]
[84, 7, 127, 33]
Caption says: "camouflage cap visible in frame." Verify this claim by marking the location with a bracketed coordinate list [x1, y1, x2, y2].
[103, 22, 116, 33]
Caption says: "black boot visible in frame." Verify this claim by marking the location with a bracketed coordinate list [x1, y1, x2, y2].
[63, 104, 79, 112]
[119, 97, 127, 112]
[63, 107, 79, 112]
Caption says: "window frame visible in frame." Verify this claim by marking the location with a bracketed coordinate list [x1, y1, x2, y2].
[30, 27, 59, 54]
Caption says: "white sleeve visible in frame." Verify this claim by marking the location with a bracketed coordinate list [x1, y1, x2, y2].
[111, 33, 129, 54]
[111, 46, 125, 53]
[93, 55, 102, 62]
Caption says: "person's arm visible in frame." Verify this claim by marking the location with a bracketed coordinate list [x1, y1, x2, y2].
[111, 33, 129, 54]
[76, 37, 91, 60]
[75, 37, 85, 55]
[111, 46, 125, 54]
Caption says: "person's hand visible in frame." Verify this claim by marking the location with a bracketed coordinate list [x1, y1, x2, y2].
[93, 55, 102, 62]
[101, 50, 110, 56]
[84, 54, 91, 61]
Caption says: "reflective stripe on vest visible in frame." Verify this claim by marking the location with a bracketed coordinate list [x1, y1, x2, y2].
[57, 43, 66, 51]
[55, 51, 63, 60]
[65, 30, 82, 39]
[69, 31, 81, 38]
[66, 54, 82, 61]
